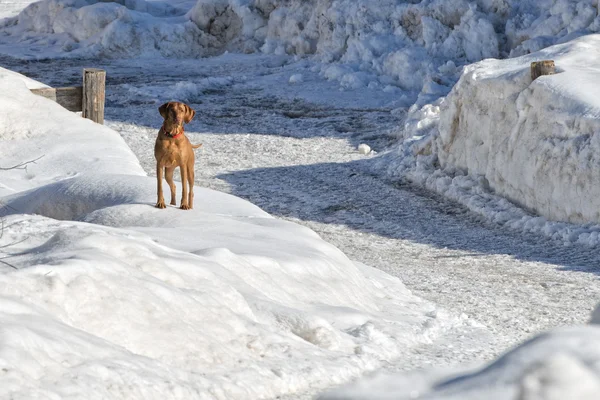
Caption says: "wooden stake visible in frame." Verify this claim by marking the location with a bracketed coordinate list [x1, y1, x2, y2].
[82, 68, 106, 124]
[531, 60, 555, 81]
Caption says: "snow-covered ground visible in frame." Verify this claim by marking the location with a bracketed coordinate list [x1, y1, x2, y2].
[4, 0, 600, 234]
[0, 65, 482, 399]
[0, 0, 35, 18]
[2, 0, 600, 399]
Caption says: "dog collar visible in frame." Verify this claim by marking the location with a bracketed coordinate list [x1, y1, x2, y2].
[163, 126, 183, 139]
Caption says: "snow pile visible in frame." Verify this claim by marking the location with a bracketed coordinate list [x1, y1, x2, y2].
[436, 36, 600, 225]
[2, 0, 600, 99]
[0, 0, 37, 19]
[321, 322, 600, 400]
[0, 67, 470, 398]
[0, 0, 221, 58]
[110, 75, 239, 106]
[375, 34, 600, 244]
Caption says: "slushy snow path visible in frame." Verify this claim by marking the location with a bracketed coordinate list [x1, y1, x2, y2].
[5, 53, 600, 394]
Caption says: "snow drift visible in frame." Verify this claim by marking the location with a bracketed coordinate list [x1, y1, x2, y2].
[0, 67, 471, 398]
[322, 308, 600, 400]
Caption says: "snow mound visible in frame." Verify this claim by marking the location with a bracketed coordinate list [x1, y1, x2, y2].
[0, 67, 471, 398]
[0, 0, 221, 58]
[437, 36, 600, 225]
[321, 323, 600, 400]
[0, 67, 144, 198]
[375, 34, 600, 244]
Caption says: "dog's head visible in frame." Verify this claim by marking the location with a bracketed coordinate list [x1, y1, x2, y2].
[159, 102, 195, 134]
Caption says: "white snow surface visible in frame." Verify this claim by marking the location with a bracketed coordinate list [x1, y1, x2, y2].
[0, 68, 464, 398]
[437, 36, 600, 225]
[0, 0, 37, 19]
[322, 323, 600, 400]
[3, 0, 600, 398]
[4, 0, 600, 233]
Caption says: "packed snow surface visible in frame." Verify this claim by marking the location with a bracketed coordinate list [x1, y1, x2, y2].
[437, 36, 600, 225]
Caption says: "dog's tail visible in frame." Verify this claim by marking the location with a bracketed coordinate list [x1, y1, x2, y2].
[192, 143, 203, 149]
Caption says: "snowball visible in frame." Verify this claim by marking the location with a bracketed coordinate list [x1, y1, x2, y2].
[358, 144, 371, 155]
[289, 73, 304, 84]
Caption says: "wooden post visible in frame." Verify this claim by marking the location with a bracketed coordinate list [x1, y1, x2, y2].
[82, 68, 106, 124]
[531, 60, 555, 81]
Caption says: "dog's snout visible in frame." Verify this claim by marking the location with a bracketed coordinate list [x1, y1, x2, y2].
[168, 109, 183, 124]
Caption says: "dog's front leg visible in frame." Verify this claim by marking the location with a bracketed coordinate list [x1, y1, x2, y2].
[156, 164, 167, 209]
[165, 167, 177, 206]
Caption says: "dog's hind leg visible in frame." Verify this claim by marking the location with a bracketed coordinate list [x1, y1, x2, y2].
[187, 165, 195, 209]
[179, 163, 190, 210]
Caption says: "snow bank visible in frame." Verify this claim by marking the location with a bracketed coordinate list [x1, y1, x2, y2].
[2, 0, 600, 99]
[437, 36, 600, 225]
[322, 308, 600, 400]
[0, 67, 469, 398]
[375, 34, 600, 244]
[0, 0, 221, 58]
[0, 0, 37, 19]
[0, 67, 144, 198]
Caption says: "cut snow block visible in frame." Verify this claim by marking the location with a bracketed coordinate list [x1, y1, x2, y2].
[530, 60, 555, 81]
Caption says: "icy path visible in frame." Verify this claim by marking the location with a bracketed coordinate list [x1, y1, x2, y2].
[6, 53, 600, 391]
[170, 132, 600, 366]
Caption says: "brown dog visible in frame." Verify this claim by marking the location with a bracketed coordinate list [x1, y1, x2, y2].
[154, 101, 202, 210]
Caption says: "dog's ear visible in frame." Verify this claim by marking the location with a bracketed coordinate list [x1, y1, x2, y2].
[184, 104, 196, 124]
[159, 102, 170, 119]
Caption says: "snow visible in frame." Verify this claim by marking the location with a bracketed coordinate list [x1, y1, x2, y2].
[322, 322, 600, 400]
[289, 73, 303, 84]
[2, 0, 600, 398]
[5, 0, 600, 238]
[375, 34, 600, 246]
[437, 37, 600, 225]
[0, 0, 37, 19]
[357, 144, 371, 156]
[0, 67, 469, 398]
[2, 0, 599, 101]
